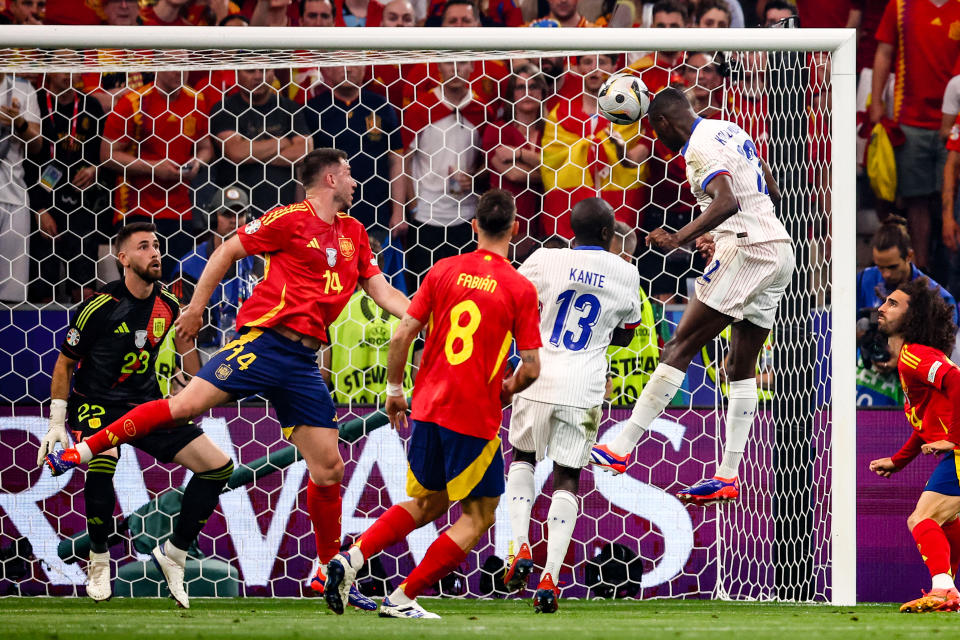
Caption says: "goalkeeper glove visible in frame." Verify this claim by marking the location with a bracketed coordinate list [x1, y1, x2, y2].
[37, 398, 70, 467]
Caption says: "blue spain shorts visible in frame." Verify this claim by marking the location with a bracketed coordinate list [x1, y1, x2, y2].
[197, 327, 336, 437]
[406, 420, 505, 501]
[924, 451, 960, 496]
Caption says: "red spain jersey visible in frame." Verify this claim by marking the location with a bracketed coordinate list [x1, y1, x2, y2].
[103, 84, 209, 221]
[898, 343, 960, 446]
[236, 201, 381, 342]
[408, 249, 542, 440]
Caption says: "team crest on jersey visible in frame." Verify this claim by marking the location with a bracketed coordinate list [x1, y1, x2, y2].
[215, 364, 233, 381]
[326, 247, 338, 267]
[66, 328, 80, 346]
[338, 237, 356, 260]
[135, 330, 148, 349]
[153, 317, 166, 338]
[123, 419, 136, 437]
[245, 219, 262, 234]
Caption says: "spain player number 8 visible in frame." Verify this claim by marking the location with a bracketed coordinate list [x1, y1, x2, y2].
[444, 300, 482, 366]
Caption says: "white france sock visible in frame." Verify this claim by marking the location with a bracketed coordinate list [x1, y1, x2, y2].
[716, 378, 757, 479]
[505, 461, 535, 550]
[542, 490, 578, 581]
[608, 363, 685, 457]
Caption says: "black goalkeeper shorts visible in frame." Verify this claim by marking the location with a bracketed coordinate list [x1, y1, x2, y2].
[67, 398, 203, 464]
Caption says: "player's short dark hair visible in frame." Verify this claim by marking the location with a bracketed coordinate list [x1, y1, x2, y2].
[652, 0, 688, 21]
[542, 235, 569, 249]
[871, 215, 912, 259]
[571, 198, 616, 248]
[695, 0, 731, 23]
[442, 0, 478, 20]
[762, 0, 797, 17]
[299, 148, 348, 188]
[648, 86, 691, 120]
[475, 189, 516, 237]
[896, 277, 957, 355]
[116, 222, 157, 251]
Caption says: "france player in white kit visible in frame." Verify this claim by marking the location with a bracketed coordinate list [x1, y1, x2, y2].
[590, 87, 795, 506]
[503, 198, 643, 613]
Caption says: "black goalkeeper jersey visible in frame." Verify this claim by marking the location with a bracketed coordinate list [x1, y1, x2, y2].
[61, 280, 181, 406]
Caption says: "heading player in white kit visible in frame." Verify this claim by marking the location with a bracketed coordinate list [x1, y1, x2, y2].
[590, 87, 795, 507]
[503, 198, 643, 613]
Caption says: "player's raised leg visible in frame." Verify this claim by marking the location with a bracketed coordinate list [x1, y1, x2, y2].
[149, 434, 233, 608]
[677, 319, 769, 505]
[594, 298, 732, 472]
[900, 491, 960, 612]
[503, 449, 536, 591]
[45, 376, 231, 475]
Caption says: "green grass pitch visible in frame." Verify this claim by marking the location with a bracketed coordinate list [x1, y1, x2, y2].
[0, 598, 956, 640]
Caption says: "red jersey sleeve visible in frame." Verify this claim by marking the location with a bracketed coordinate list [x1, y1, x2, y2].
[900, 343, 951, 391]
[511, 277, 542, 351]
[237, 210, 294, 256]
[890, 431, 923, 468]
[407, 266, 436, 324]
[875, 0, 896, 46]
[354, 225, 381, 281]
[103, 96, 132, 144]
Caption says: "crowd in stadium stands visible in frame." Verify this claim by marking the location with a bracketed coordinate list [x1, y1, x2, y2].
[0, 0, 950, 406]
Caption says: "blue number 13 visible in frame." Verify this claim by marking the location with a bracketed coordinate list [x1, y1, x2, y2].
[549, 289, 602, 351]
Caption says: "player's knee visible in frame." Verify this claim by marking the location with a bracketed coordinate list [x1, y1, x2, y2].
[907, 511, 925, 530]
[307, 457, 344, 484]
[661, 338, 694, 369]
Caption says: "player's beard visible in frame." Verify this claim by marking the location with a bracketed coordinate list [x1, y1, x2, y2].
[130, 262, 162, 283]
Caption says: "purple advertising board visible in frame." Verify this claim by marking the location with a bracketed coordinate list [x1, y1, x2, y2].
[0, 405, 932, 602]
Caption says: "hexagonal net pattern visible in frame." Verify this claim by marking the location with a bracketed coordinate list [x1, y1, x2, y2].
[0, 45, 836, 603]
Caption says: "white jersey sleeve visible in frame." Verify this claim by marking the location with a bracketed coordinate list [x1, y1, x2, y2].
[683, 118, 791, 246]
[516, 247, 643, 408]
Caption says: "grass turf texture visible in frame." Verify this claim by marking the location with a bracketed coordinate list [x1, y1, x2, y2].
[0, 598, 956, 639]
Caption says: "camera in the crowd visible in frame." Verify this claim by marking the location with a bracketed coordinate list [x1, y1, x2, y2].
[857, 307, 892, 370]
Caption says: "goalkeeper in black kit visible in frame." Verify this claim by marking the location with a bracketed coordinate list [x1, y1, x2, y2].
[36, 222, 233, 608]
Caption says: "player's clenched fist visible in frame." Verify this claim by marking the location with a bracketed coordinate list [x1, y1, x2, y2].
[174, 306, 203, 342]
[646, 228, 681, 251]
[869, 457, 898, 478]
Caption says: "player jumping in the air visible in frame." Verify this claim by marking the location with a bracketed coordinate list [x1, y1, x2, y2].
[870, 278, 960, 613]
[45, 148, 409, 611]
[36, 222, 233, 607]
[323, 189, 542, 619]
[503, 198, 643, 613]
[590, 87, 795, 505]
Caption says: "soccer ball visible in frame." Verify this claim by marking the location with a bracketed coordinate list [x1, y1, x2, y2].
[598, 73, 651, 125]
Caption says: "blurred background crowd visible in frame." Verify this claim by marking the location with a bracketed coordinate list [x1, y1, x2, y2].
[0, 0, 947, 407]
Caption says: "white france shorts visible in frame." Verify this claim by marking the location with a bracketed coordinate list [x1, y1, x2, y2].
[695, 238, 794, 330]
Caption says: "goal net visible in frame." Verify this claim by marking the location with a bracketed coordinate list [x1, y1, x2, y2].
[0, 26, 856, 604]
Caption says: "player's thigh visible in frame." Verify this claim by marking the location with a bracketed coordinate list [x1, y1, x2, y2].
[740, 242, 794, 331]
[168, 375, 233, 420]
[664, 296, 733, 364]
[727, 320, 772, 381]
[508, 396, 550, 458]
[459, 495, 500, 529]
[190, 328, 278, 417]
[171, 433, 231, 473]
[910, 490, 960, 527]
[287, 424, 342, 483]
[546, 404, 601, 469]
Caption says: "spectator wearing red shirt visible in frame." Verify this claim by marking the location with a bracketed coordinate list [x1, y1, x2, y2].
[101, 71, 214, 279]
[795, 0, 854, 28]
[483, 65, 547, 260]
[849, 0, 887, 73]
[43, 0, 101, 24]
[871, 0, 960, 271]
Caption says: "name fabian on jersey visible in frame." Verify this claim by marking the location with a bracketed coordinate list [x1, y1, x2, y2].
[569, 268, 605, 288]
[456, 272, 498, 293]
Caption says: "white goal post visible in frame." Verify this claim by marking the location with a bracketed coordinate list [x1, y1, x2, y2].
[0, 25, 857, 605]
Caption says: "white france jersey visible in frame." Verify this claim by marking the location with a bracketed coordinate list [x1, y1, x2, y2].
[516, 246, 643, 408]
[683, 117, 790, 245]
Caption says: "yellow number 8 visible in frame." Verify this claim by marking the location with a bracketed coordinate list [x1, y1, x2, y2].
[444, 300, 481, 365]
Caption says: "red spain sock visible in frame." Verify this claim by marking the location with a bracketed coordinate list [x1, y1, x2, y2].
[307, 479, 342, 564]
[912, 518, 952, 578]
[399, 532, 466, 599]
[81, 399, 173, 457]
[942, 518, 960, 576]
[355, 505, 418, 560]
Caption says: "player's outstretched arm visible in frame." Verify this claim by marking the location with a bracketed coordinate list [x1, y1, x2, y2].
[37, 353, 77, 466]
[175, 235, 249, 342]
[361, 272, 410, 319]
[384, 314, 423, 430]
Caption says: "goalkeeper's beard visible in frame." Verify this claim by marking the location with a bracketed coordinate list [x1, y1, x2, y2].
[130, 262, 162, 284]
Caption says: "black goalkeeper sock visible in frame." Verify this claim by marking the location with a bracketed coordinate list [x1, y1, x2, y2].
[84, 455, 118, 554]
[170, 460, 233, 552]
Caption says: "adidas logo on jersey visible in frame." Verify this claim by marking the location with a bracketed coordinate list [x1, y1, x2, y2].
[114, 323, 129, 334]
[307, 238, 321, 250]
